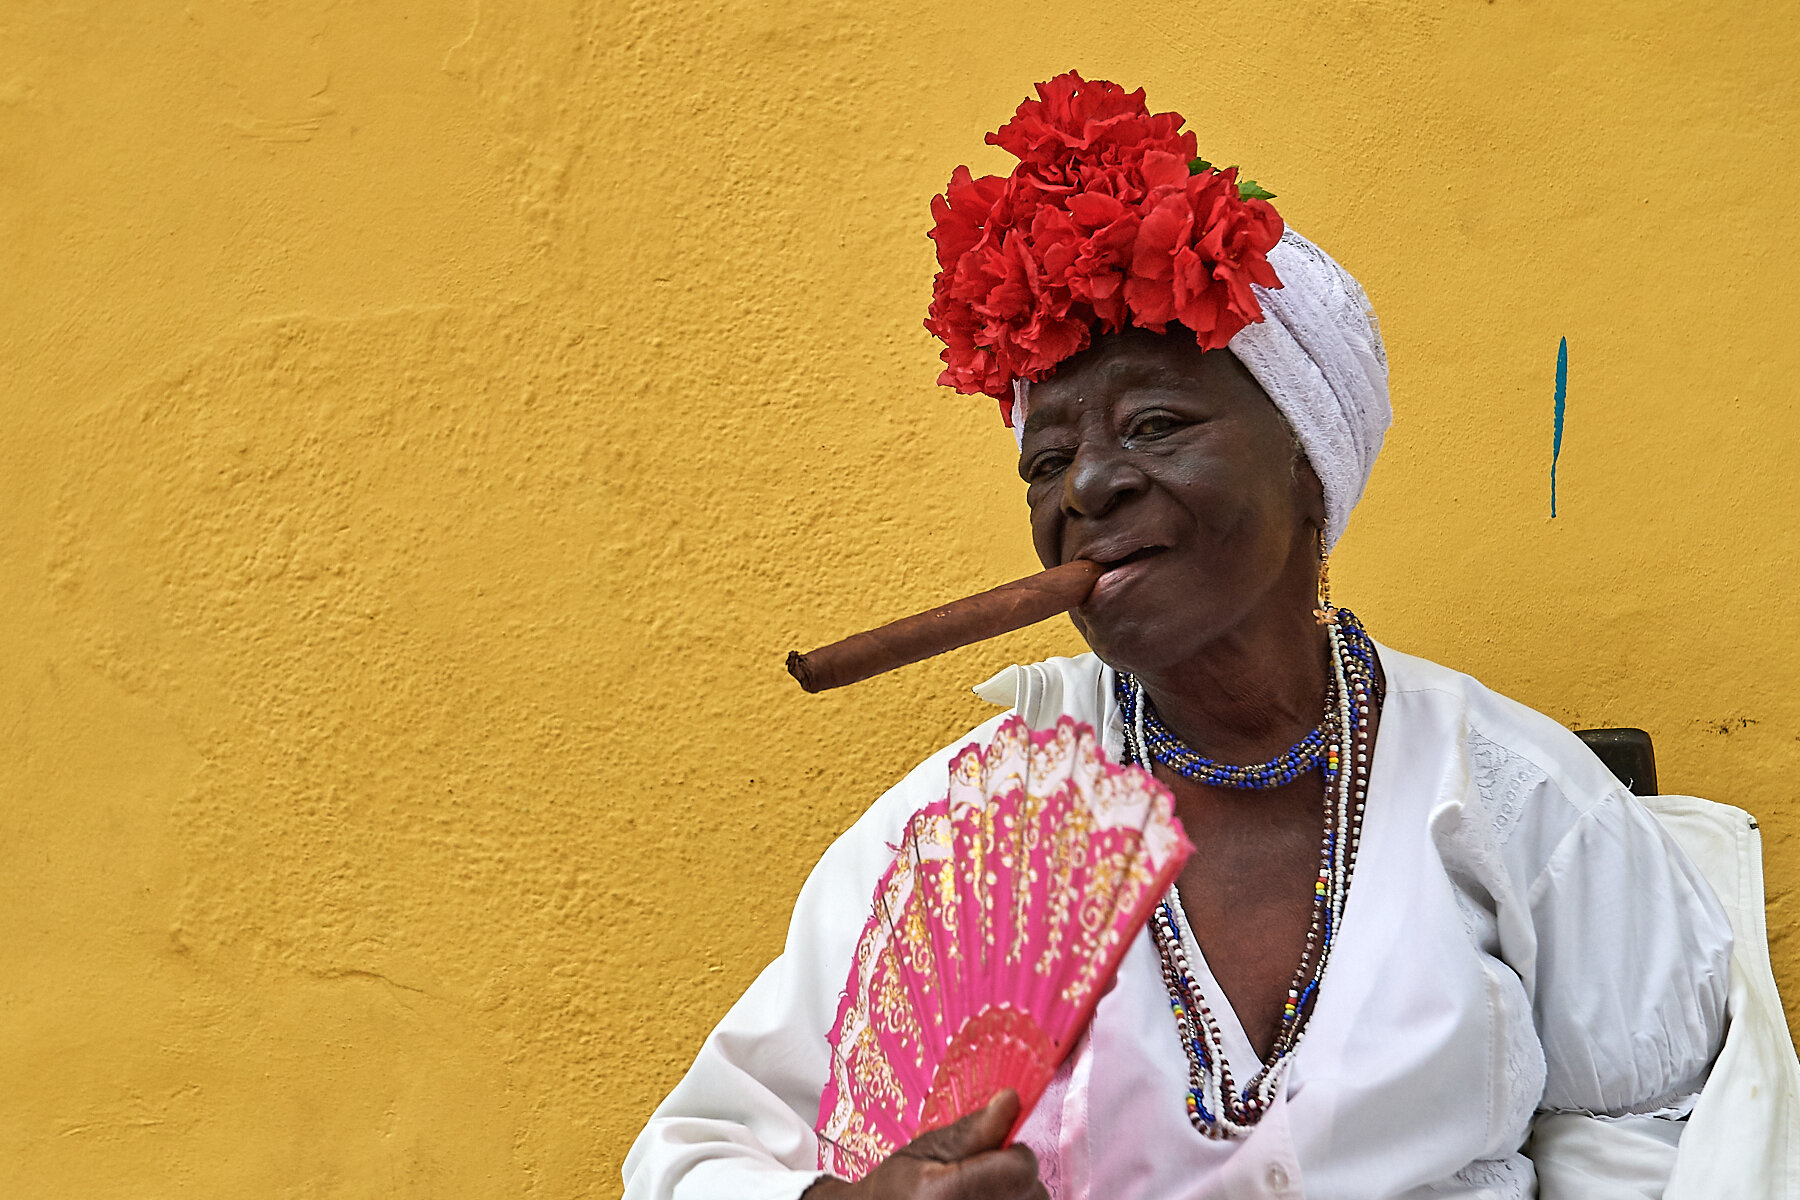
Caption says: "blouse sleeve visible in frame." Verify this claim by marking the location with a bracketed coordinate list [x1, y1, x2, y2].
[620, 716, 1010, 1200]
[1530, 791, 1731, 1113]
[1523, 790, 1733, 1198]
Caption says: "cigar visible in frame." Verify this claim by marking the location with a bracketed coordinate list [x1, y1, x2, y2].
[786, 559, 1104, 693]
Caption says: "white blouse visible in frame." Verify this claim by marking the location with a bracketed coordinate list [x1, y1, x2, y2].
[623, 645, 1732, 1200]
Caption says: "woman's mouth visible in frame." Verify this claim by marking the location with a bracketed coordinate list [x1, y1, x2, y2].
[1083, 546, 1167, 604]
[1097, 546, 1164, 569]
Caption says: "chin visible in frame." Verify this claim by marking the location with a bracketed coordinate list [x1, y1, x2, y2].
[1071, 608, 1210, 681]
[1068, 559, 1221, 672]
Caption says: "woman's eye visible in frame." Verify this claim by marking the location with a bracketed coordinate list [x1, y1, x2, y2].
[1128, 413, 1180, 439]
[1025, 451, 1071, 482]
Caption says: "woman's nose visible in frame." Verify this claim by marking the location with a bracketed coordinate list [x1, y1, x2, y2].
[1062, 441, 1147, 519]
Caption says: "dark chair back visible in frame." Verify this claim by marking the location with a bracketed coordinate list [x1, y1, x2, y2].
[1574, 728, 1659, 797]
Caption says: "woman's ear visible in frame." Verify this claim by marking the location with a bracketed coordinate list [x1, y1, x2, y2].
[1294, 453, 1328, 534]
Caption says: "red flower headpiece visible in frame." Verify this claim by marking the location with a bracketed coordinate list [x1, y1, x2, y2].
[924, 72, 1286, 424]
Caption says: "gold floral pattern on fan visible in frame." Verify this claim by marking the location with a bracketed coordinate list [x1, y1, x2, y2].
[816, 715, 1192, 1181]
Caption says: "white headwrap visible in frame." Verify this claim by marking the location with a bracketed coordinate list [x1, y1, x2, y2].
[1012, 228, 1391, 550]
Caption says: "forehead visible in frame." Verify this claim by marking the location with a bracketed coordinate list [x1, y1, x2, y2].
[1021, 335, 1253, 435]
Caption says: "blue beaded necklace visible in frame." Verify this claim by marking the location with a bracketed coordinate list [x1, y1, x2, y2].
[1120, 688, 1328, 789]
[1118, 609, 1380, 1138]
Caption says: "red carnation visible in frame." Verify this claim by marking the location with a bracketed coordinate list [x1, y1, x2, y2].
[988, 73, 1196, 174]
[928, 166, 1007, 271]
[923, 71, 1285, 417]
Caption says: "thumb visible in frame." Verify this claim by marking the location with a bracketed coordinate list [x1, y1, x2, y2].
[908, 1089, 1021, 1162]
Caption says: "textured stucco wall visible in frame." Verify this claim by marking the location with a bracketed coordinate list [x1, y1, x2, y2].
[3, 2, 1796, 1195]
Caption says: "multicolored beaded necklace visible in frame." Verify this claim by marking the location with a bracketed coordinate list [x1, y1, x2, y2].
[1115, 608, 1379, 1139]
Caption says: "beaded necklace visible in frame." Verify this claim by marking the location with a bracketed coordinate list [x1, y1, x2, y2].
[1116, 609, 1379, 1139]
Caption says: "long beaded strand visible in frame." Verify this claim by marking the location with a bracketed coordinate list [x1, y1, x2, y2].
[1120, 610, 1379, 1139]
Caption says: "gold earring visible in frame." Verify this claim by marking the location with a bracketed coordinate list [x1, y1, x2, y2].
[1313, 536, 1338, 627]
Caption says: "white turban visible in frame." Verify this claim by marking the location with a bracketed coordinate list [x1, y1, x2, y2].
[1228, 229, 1390, 549]
[1011, 228, 1392, 550]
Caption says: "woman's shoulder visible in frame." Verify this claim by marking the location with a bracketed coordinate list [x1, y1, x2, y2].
[971, 651, 1111, 727]
[1377, 645, 1730, 996]
[1377, 641, 1627, 823]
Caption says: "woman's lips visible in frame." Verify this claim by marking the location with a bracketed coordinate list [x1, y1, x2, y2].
[1082, 547, 1166, 605]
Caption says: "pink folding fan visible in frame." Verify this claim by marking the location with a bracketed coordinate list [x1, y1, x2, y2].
[815, 715, 1194, 1180]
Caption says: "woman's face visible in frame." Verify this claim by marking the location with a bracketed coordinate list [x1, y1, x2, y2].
[1018, 328, 1325, 677]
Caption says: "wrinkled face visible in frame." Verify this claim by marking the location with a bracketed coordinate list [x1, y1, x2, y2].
[1018, 328, 1324, 676]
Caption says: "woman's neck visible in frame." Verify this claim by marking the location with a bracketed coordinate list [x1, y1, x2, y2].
[1132, 602, 1332, 764]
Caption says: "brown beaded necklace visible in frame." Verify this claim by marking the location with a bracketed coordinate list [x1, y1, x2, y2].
[1117, 609, 1378, 1137]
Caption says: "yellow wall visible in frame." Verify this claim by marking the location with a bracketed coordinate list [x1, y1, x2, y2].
[4, 1, 1796, 1194]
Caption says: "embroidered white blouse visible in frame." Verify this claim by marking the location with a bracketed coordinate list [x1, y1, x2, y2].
[622, 645, 1732, 1200]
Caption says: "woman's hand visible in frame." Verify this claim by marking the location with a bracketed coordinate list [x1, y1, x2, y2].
[804, 1090, 1047, 1200]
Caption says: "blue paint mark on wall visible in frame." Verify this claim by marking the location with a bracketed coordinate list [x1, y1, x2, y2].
[1551, 337, 1568, 517]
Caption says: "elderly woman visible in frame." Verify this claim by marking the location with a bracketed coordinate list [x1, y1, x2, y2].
[623, 74, 1731, 1200]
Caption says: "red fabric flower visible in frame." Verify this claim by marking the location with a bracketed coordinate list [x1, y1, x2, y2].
[923, 72, 1285, 422]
